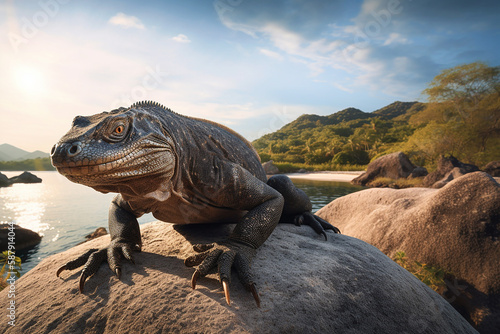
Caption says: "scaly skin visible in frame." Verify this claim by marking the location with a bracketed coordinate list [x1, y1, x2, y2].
[51, 101, 340, 306]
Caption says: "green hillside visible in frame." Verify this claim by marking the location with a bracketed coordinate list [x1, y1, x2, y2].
[253, 101, 425, 168]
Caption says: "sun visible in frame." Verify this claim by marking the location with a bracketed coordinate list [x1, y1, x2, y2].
[14, 66, 46, 96]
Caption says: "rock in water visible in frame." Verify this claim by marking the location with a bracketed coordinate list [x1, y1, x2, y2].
[0, 222, 476, 333]
[0, 224, 41, 251]
[317, 171, 500, 333]
[0, 172, 11, 187]
[8, 171, 42, 184]
[351, 152, 426, 186]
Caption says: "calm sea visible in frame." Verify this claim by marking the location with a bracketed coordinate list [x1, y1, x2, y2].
[0, 171, 364, 273]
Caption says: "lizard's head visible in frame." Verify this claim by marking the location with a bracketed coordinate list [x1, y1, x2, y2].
[51, 105, 177, 193]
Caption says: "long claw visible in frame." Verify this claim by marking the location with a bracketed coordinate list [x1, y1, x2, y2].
[249, 283, 261, 308]
[115, 268, 121, 279]
[222, 279, 231, 306]
[79, 273, 88, 293]
[191, 271, 200, 290]
[321, 230, 328, 241]
[56, 265, 67, 277]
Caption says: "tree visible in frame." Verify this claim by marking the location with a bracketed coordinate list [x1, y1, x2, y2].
[424, 62, 500, 111]
[411, 62, 500, 164]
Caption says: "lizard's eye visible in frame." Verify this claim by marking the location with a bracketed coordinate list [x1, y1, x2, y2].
[114, 125, 124, 134]
[106, 121, 129, 142]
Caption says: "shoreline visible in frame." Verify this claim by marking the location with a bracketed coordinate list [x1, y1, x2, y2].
[284, 171, 364, 182]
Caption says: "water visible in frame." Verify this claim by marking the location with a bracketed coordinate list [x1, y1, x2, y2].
[0, 171, 364, 273]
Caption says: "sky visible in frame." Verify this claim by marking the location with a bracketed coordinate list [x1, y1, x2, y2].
[0, 0, 499, 152]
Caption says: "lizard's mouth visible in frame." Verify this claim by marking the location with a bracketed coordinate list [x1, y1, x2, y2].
[52, 147, 174, 186]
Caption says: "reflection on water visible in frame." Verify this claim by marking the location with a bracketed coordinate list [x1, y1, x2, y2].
[1, 182, 48, 235]
[291, 178, 365, 212]
[0, 171, 364, 273]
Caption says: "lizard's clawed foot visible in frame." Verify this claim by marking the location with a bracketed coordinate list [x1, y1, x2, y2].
[56, 240, 140, 292]
[185, 241, 260, 307]
[294, 212, 341, 240]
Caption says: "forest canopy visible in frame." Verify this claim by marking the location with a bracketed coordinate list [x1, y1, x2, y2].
[252, 62, 500, 169]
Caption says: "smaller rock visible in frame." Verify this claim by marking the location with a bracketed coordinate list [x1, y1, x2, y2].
[483, 161, 500, 177]
[351, 152, 423, 186]
[432, 167, 465, 188]
[78, 227, 108, 245]
[9, 171, 42, 184]
[0, 224, 42, 251]
[410, 166, 428, 179]
[0, 172, 11, 188]
[423, 155, 479, 188]
[262, 160, 279, 175]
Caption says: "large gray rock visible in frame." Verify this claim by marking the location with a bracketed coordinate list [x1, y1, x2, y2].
[423, 155, 479, 188]
[352, 152, 426, 186]
[317, 172, 500, 333]
[0, 222, 475, 334]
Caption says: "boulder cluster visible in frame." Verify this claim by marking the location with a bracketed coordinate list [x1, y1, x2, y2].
[352, 152, 499, 189]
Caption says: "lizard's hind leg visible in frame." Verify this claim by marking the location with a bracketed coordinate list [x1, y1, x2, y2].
[266, 175, 341, 239]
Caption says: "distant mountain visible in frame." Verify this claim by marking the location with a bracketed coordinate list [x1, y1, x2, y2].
[0, 144, 50, 161]
[280, 108, 373, 132]
[372, 101, 426, 120]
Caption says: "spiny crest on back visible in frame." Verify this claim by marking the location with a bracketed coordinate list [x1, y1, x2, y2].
[130, 101, 176, 114]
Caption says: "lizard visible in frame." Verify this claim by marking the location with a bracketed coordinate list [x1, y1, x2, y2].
[50, 101, 340, 306]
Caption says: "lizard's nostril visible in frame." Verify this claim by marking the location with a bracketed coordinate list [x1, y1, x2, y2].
[50, 144, 57, 156]
[67, 142, 82, 157]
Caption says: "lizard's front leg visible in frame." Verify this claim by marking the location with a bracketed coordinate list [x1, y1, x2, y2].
[185, 165, 284, 307]
[56, 194, 142, 292]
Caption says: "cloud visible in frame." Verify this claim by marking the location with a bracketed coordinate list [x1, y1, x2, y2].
[215, 0, 500, 99]
[383, 33, 408, 46]
[171, 34, 191, 43]
[259, 48, 283, 61]
[109, 13, 145, 30]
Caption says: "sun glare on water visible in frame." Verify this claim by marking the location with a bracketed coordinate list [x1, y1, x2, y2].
[1, 183, 49, 235]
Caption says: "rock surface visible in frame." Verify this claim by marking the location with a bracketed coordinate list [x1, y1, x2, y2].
[8, 171, 42, 184]
[262, 160, 279, 175]
[422, 155, 479, 188]
[483, 161, 500, 177]
[351, 152, 427, 186]
[317, 172, 500, 333]
[0, 224, 41, 251]
[0, 222, 476, 334]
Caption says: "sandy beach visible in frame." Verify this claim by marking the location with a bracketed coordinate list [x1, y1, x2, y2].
[285, 171, 364, 182]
